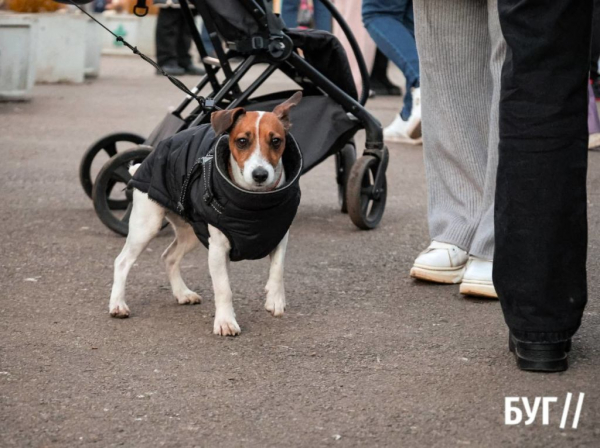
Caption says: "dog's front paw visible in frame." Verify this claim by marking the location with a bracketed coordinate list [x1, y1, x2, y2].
[264, 283, 286, 317]
[109, 303, 130, 318]
[175, 290, 202, 305]
[213, 312, 241, 336]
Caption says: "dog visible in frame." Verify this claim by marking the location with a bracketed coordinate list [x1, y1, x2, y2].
[108, 92, 303, 336]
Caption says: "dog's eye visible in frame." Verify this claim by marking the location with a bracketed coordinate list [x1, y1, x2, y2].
[236, 138, 248, 149]
[271, 138, 282, 148]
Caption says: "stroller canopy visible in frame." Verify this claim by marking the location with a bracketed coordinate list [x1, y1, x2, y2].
[203, 0, 278, 42]
[202, 0, 357, 100]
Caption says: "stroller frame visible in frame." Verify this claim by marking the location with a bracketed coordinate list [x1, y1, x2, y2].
[86, 0, 389, 234]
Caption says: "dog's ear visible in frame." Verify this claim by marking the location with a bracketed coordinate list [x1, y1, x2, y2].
[211, 107, 246, 135]
[273, 91, 302, 132]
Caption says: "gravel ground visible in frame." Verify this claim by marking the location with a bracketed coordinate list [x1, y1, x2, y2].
[1, 56, 599, 447]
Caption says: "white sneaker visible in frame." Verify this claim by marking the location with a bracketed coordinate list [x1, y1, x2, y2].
[384, 87, 422, 145]
[589, 133, 600, 150]
[410, 241, 469, 284]
[459, 256, 498, 299]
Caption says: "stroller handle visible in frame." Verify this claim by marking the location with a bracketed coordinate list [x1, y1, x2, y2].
[315, 0, 371, 106]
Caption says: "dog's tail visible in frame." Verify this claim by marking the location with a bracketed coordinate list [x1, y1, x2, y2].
[129, 163, 141, 176]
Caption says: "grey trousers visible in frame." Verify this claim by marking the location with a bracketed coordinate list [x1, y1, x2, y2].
[413, 0, 506, 260]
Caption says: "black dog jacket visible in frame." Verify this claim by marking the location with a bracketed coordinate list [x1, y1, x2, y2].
[130, 124, 303, 261]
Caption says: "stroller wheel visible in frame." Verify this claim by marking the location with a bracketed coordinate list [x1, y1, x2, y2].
[93, 146, 155, 236]
[79, 132, 146, 207]
[346, 155, 387, 230]
[335, 143, 356, 214]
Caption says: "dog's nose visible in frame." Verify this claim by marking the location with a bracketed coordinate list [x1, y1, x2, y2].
[252, 167, 269, 183]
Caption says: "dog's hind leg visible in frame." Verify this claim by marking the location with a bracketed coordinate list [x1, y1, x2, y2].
[109, 190, 165, 318]
[162, 214, 201, 305]
[264, 231, 288, 317]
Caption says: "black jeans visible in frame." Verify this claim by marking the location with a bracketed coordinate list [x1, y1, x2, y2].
[494, 0, 592, 343]
[156, 8, 192, 68]
[591, 0, 600, 81]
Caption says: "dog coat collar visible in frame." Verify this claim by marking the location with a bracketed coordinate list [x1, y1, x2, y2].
[178, 133, 303, 212]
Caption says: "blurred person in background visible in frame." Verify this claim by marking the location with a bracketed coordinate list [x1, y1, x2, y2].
[92, 0, 106, 12]
[332, 1, 402, 100]
[370, 50, 403, 97]
[588, 84, 600, 149]
[154, 0, 206, 76]
[201, 25, 216, 58]
[332, 0, 376, 98]
[281, 0, 332, 32]
[362, 0, 421, 144]
[590, 0, 600, 99]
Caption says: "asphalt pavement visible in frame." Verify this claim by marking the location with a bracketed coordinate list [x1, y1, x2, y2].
[1, 56, 600, 447]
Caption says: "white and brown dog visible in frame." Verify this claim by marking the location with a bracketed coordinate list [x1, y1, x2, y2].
[108, 93, 302, 336]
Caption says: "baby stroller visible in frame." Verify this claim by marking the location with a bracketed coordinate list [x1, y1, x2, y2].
[73, 0, 389, 235]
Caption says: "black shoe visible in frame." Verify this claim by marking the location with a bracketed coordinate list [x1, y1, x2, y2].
[226, 50, 244, 63]
[592, 79, 600, 100]
[182, 64, 206, 76]
[369, 78, 403, 97]
[509, 333, 570, 372]
[158, 63, 185, 76]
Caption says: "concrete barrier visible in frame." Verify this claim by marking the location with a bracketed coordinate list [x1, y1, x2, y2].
[35, 13, 87, 83]
[136, 14, 157, 56]
[0, 13, 38, 101]
[85, 15, 103, 78]
[102, 13, 135, 55]
[100, 13, 156, 56]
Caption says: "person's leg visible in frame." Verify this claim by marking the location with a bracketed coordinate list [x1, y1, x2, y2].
[588, 84, 600, 149]
[332, 0, 377, 97]
[362, 0, 419, 119]
[281, 0, 300, 29]
[495, 0, 591, 354]
[176, 9, 193, 69]
[468, 0, 506, 260]
[175, 11, 205, 75]
[156, 8, 179, 67]
[201, 24, 215, 57]
[590, 0, 600, 79]
[590, 0, 600, 97]
[370, 50, 402, 96]
[312, 0, 332, 32]
[457, 0, 506, 298]
[413, 0, 492, 253]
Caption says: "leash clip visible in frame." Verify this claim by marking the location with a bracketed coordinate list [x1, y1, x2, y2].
[204, 98, 216, 111]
